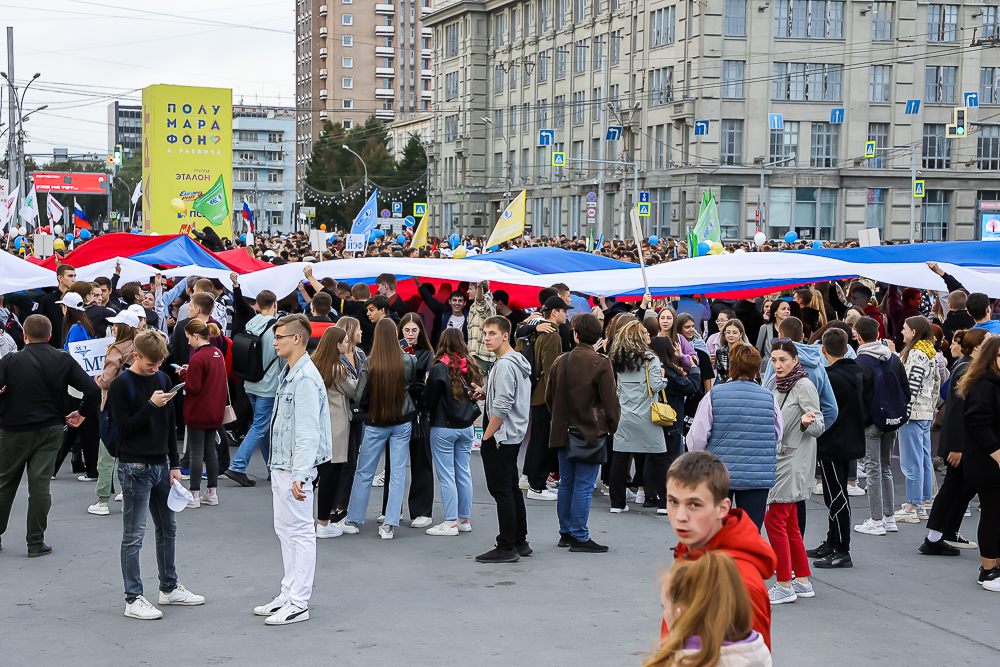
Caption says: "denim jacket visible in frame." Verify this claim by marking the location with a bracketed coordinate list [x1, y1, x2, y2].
[269, 355, 333, 482]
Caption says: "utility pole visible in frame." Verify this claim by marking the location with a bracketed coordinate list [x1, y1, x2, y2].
[910, 144, 917, 243]
[6, 27, 17, 214]
[597, 44, 609, 242]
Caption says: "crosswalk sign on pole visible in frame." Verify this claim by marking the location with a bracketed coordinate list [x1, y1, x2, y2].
[865, 141, 877, 159]
[552, 152, 565, 167]
[913, 180, 925, 198]
[413, 203, 427, 216]
[637, 203, 651, 217]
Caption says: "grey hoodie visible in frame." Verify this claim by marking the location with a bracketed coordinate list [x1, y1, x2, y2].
[486, 350, 532, 445]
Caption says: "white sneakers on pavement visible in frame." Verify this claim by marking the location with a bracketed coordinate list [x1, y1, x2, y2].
[159, 584, 205, 606]
[114, 493, 123, 502]
[813, 482, 824, 496]
[254, 595, 288, 616]
[379, 524, 394, 540]
[265, 602, 309, 625]
[201, 489, 219, 506]
[426, 521, 459, 536]
[893, 505, 920, 523]
[88, 502, 110, 516]
[124, 595, 162, 620]
[334, 518, 359, 534]
[768, 583, 797, 605]
[854, 518, 887, 536]
[610, 506, 629, 514]
[457, 519, 472, 533]
[410, 516, 433, 529]
[372, 471, 385, 487]
[316, 522, 343, 538]
[518, 475, 530, 490]
[883, 516, 898, 532]
[527, 488, 558, 501]
[847, 484, 866, 497]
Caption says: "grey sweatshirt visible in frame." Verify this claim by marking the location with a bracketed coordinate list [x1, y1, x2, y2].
[485, 349, 532, 445]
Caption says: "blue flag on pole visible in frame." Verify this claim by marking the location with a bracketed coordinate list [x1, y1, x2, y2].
[595, 232, 604, 251]
[351, 188, 379, 235]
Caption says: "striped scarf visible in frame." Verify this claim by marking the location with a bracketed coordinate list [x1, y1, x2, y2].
[775, 362, 810, 394]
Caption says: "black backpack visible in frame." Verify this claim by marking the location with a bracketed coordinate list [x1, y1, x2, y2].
[516, 331, 542, 392]
[2, 313, 24, 350]
[100, 370, 170, 456]
[857, 354, 909, 432]
[231, 318, 277, 382]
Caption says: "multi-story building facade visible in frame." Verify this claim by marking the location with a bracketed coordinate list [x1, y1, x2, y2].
[107, 102, 142, 159]
[296, 0, 435, 194]
[232, 106, 297, 234]
[425, 0, 1000, 242]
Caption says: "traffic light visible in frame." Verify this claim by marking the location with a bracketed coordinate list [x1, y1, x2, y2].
[113, 144, 123, 165]
[946, 107, 967, 138]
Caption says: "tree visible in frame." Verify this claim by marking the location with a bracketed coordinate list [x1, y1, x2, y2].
[395, 133, 428, 217]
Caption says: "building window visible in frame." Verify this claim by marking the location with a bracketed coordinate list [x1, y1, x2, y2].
[494, 64, 504, 93]
[236, 131, 258, 142]
[719, 187, 741, 240]
[268, 170, 282, 183]
[557, 0, 567, 29]
[810, 122, 839, 167]
[445, 72, 459, 100]
[342, 35, 353, 46]
[573, 0, 585, 23]
[866, 189, 886, 232]
[609, 84, 620, 111]
[523, 102, 531, 131]
[724, 0, 746, 36]
[720, 120, 743, 166]
[928, 4, 959, 42]
[236, 169, 256, 182]
[267, 132, 283, 143]
[780, 188, 836, 240]
[509, 64, 519, 88]
[493, 152, 503, 180]
[650, 6, 675, 48]
[342, 99, 353, 109]
[342, 14, 353, 25]
[445, 114, 459, 141]
[986, 6, 1000, 39]
[556, 46, 567, 78]
[493, 109, 504, 137]
[509, 105, 518, 135]
[570, 194, 582, 237]
[922, 190, 951, 240]
[536, 99, 548, 129]
[611, 30, 621, 65]
[650, 188, 671, 238]
[922, 124, 952, 169]
[592, 35, 603, 70]
[573, 91, 585, 124]
[342, 77, 353, 89]
[574, 39, 587, 74]
[539, 0, 550, 32]
[511, 7, 519, 41]
[538, 50, 550, 81]
[342, 57, 353, 68]
[445, 23, 459, 57]
[926, 66, 957, 103]
[592, 87, 602, 122]
[495, 12, 506, 46]
[870, 65, 891, 102]
[722, 61, 744, 98]
[872, 2, 893, 40]
[868, 122, 889, 168]
[982, 67, 1000, 104]
[648, 124, 668, 170]
[554, 95, 566, 126]
[343, 119, 353, 130]
[774, 1, 844, 39]
[648, 67, 674, 106]
[773, 63, 841, 101]
[769, 121, 799, 166]
[978, 126, 1000, 170]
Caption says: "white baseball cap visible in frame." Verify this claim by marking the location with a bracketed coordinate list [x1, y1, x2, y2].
[55, 292, 85, 311]
[108, 310, 141, 329]
[127, 304, 148, 320]
[167, 479, 194, 512]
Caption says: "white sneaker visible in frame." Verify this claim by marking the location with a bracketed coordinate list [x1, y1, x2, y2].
[883, 516, 898, 532]
[792, 580, 815, 598]
[854, 518, 886, 536]
[372, 471, 385, 487]
[656, 508, 669, 515]
[600, 484, 610, 496]
[159, 584, 205, 606]
[768, 583, 797, 605]
[180, 473, 190, 480]
[518, 474, 529, 490]
[457, 519, 472, 533]
[124, 595, 162, 620]
[813, 482, 824, 496]
[856, 461, 867, 479]
[115, 493, 123, 502]
[984, 579, 1000, 593]
[334, 518, 359, 534]
[316, 522, 343, 538]
[625, 489, 637, 502]
[186, 491, 200, 509]
[426, 521, 459, 536]
[264, 602, 309, 625]
[847, 484, 866, 497]
[916, 507, 929, 521]
[944, 533, 978, 550]
[546, 474, 560, 489]
[610, 505, 629, 514]
[527, 488, 558, 501]
[88, 501, 110, 516]
[376, 515, 385, 524]
[894, 505, 920, 523]
[253, 594, 288, 616]
[378, 524, 394, 540]
[410, 516, 433, 529]
[78, 475, 98, 482]
[635, 490, 646, 504]
[202, 490, 218, 506]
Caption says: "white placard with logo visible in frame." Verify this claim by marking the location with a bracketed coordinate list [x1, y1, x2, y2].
[345, 233, 366, 252]
[67, 336, 114, 378]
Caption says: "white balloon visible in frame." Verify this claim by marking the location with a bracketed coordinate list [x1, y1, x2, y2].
[734, 248, 747, 254]
[53, 224, 63, 235]
[17, 226, 27, 236]
[150, 232, 160, 236]
[753, 231, 766, 246]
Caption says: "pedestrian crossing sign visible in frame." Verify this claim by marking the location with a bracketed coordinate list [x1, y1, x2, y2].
[913, 180, 925, 198]
[865, 141, 876, 159]
[637, 203, 650, 217]
[414, 203, 427, 217]
[552, 152, 565, 167]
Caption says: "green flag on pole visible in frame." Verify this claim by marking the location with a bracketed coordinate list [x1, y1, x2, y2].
[191, 175, 231, 227]
[692, 189, 721, 246]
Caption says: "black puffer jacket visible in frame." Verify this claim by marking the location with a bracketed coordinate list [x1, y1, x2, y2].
[938, 356, 971, 457]
[422, 360, 480, 428]
[963, 370, 1000, 489]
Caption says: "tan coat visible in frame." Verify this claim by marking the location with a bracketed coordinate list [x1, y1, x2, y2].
[544, 344, 620, 449]
[326, 374, 357, 463]
[96, 339, 135, 409]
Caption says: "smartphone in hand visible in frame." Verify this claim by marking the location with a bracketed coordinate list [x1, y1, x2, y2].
[168, 382, 186, 394]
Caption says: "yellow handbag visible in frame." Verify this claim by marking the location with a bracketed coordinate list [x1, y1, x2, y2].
[646, 362, 677, 426]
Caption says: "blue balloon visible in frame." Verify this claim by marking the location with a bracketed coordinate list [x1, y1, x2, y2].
[372, 229, 385, 239]
[648, 235, 659, 245]
[65, 234, 76, 243]
[240, 234, 247, 242]
[78, 229, 92, 239]
[449, 233, 461, 248]
[784, 231, 798, 243]
[488, 245, 499, 252]
[397, 234, 406, 244]
[697, 241, 711, 256]
[812, 240, 825, 249]
[130, 229, 140, 234]
[13, 237, 24, 250]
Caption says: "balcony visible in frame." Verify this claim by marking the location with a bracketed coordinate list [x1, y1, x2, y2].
[375, 67, 395, 77]
[421, 69, 433, 78]
[319, 110, 328, 120]
[319, 47, 327, 58]
[319, 4, 327, 17]
[422, 27, 432, 37]
[375, 4, 395, 14]
[375, 25, 395, 36]
[375, 46, 395, 57]
[376, 109, 395, 120]
[421, 89, 433, 99]
[319, 26, 327, 38]
[319, 68, 327, 79]
[375, 88, 395, 98]
[421, 6, 432, 16]
[421, 48, 432, 57]
[319, 89, 328, 100]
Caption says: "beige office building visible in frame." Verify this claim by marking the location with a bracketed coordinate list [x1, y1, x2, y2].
[424, 0, 1000, 242]
[295, 0, 435, 193]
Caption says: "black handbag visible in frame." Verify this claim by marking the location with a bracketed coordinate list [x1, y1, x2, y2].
[562, 356, 607, 465]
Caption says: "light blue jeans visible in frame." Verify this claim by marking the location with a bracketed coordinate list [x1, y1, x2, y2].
[229, 393, 273, 473]
[898, 419, 933, 506]
[429, 426, 474, 521]
[346, 423, 412, 527]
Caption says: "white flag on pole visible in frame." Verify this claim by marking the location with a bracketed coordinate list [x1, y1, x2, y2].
[131, 180, 143, 206]
[47, 194, 66, 226]
[18, 187, 39, 224]
[1, 185, 20, 231]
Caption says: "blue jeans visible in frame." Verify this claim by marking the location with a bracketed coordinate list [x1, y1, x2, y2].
[898, 419, 933, 506]
[556, 448, 600, 541]
[229, 393, 273, 473]
[429, 426, 474, 521]
[346, 423, 412, 527]
[118, 462, 177, 602]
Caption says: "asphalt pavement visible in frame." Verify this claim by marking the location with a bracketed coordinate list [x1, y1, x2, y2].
[1, 451, 998, 666]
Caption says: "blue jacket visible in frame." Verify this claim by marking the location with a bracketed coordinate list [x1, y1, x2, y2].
[763, 341, 839, 429]
[706, 381, 779, 490]
[269, 355, 332, 483]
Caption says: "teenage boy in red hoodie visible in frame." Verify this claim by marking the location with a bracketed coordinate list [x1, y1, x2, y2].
[663, 451, 778, 649]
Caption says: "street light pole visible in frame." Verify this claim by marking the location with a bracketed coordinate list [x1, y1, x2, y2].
[342, 144, 368, 197]
[481, 116, 511, 209]
[1, 60, 41, 223]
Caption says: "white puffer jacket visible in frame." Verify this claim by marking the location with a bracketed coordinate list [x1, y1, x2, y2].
[903, 348, 941, 422]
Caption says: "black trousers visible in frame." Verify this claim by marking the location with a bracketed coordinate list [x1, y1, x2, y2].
[927, 461, 977, 538]
[317, 421, 363, 521]
[480, 437, 527, 550]
[797, 500, 807, 538]
[730, 489, 769, 530]
[523, 404, 557, 492]
[975, 486, 1000, 560]
[53, 405, 99, 478]
[820, 459, 851, 554]
[609, 450, 668, 509]
[382, 415, 434, 519]
[180, 426, 230, 471]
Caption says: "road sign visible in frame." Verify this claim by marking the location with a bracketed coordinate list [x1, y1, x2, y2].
[965, 91, 979, 108]
[905, 99, 921, 115]
[913, 180, 925, 198]
[830, 108, 845, 124]
[587, 207, 597, 219]
[586, 201, 597, 209]
[413, 203, 427, 216]
[404, 215, 416, 226]
[538, 129, 554, 146]
[552, 151, 565, 167]
[586, 191, 597, 202]
[345, 233, 365, 252]
[380, 209, 391, 218]
[768, 113, 784, 130]
[639, 191, 650, 204]
[392, 201, 402, 214]
[300, 206, 316, 216]
[694, 120, 709, 136]
[865, 141, 877, 159]
[606, 126, 622, 141]
[637, 203, 650, 217]
[392, 222, 403, 235]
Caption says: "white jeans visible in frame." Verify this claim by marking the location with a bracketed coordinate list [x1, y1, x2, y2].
[270, 468, 317, 609]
